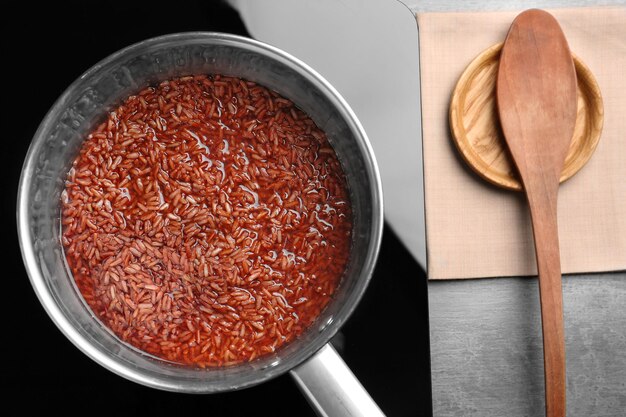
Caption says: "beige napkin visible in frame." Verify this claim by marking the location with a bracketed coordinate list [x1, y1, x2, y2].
[416, 7, 626, 280]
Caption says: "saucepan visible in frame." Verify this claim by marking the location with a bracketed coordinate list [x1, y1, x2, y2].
[17, 33, 384, 416]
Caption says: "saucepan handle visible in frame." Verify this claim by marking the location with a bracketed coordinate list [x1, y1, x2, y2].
[290, 343, 386, 417]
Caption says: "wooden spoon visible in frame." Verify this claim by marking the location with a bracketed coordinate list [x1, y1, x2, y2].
[496, 9, 578, 417]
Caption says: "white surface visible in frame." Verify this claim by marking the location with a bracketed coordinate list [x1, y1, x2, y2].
[229, 0, 426, 269]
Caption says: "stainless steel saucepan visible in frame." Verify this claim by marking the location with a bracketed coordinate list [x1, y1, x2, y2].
[17, 32, 384, 416]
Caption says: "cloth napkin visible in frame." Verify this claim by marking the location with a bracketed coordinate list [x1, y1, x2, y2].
[416, 7, 626, 280]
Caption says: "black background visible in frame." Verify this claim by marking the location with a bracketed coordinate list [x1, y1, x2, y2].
[2, 1, 432, 416]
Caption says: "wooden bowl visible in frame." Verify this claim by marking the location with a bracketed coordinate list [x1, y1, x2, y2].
[449, 42, 604, 191]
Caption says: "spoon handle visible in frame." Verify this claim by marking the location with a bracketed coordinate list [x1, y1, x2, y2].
[527, 188, 566, 417]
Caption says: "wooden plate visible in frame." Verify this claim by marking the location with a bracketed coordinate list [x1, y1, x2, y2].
[449, 43, 604, 191]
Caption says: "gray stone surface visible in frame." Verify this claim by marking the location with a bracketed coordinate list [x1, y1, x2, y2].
[428, 274, 626, 416]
